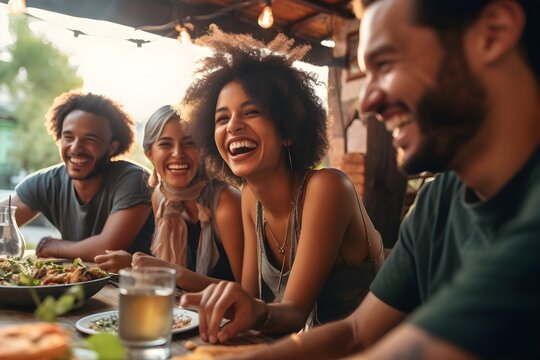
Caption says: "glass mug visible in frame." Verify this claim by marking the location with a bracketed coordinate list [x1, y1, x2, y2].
[0, 205, 25, 259]
[118, 267, 176, 359]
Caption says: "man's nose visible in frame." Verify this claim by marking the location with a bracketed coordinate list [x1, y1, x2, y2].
[359, 84, 386, 124]
[71, 138, 83, 151]
[359, 84, 384, 116]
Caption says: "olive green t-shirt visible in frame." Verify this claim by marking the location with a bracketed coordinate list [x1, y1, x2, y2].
[371, 149, 540, 359]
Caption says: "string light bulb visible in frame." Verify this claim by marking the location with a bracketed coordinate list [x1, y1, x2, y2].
[258, 0, 274, 29]
[320, 38, 335, 48]
[7, 0, 26, 15]
[175, 24, 192, 45]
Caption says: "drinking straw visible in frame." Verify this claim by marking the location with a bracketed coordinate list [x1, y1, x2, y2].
[8, 195, 12, 224]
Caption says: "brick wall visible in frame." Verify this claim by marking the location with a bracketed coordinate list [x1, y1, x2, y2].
[337, 152, 365, 199]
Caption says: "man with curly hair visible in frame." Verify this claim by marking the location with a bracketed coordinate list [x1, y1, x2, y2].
[1, 92, 153, 261]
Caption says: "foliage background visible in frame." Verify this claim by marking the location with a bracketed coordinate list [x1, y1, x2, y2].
[0, 15, 83, 188]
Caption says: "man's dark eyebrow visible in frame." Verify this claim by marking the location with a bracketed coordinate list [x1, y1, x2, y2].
[365, 44, 398, 65]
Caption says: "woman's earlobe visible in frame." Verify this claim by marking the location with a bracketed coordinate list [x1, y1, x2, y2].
[144, 150, 153, 162]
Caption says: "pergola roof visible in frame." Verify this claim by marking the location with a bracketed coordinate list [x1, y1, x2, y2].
[2, 0, 356, 66]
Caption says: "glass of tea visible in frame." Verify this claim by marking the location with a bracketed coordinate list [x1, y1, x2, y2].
[118, 267, 176, 359]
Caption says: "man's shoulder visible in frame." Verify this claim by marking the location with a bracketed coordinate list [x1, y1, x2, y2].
[108, 160, 150, 174]
[17, 163, 67, 185]
[409, 171, 462, 214]
[102, 160, 151, 193]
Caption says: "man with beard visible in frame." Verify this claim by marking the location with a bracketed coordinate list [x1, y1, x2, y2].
[179, 0, 540, 359]
[0, 92, 153, 261]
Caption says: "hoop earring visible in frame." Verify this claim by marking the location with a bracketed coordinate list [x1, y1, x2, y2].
[287, 145, 293, 171]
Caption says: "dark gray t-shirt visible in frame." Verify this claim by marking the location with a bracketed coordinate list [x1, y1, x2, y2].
[16, 160, 154, 254]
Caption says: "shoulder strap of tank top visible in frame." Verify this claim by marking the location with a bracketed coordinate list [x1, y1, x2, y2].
[291, 171, 312, 239]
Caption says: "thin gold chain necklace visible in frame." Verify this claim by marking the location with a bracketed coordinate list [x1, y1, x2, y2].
[263, 200, 292, 255]
[263, 202, 293, 293]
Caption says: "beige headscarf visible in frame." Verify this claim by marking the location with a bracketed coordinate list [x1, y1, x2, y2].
[151, 180, 220, 275]
[144, 105, 220, 275]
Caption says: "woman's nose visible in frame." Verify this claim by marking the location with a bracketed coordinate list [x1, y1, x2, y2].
[172, 145, 184, 157]
[226, 113, 244, 134]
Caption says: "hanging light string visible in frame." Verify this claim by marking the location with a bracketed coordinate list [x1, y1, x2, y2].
[2, 0, 273, 49]
[1, 4, 170, 48]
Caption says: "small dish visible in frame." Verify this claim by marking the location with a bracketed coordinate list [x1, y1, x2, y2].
[75, 308, 199, 335]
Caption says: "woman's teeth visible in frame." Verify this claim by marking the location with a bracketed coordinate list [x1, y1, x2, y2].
[228, 140, 257, 155]
[167, 164, 189, 170]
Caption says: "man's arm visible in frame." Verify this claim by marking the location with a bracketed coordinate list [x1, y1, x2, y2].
[0, 195, 39, 226]
[343, 324, 476, 360]
[36, 204, 151, 261]
[220, 292, 407, 360]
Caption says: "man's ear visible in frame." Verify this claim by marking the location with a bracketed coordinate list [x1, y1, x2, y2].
[469, 0, 525, 66]
[108, 140, 120, 157]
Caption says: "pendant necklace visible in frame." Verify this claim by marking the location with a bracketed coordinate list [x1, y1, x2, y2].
[263, 201, 293, 293]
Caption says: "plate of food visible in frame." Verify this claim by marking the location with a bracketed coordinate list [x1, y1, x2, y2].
[0, 322, 71, 359]
[0, 257, 109, 308]
[76, 308, 199, 335]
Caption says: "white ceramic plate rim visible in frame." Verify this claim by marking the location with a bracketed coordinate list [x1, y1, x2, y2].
[75, 308, 199, 335]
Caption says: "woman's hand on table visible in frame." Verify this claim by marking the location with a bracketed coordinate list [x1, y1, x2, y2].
[94, 250, 132, 272]
[130, 252, 178, 270]
[180, 281, 267, 344]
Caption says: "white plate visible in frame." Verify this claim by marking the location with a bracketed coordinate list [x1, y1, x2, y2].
[75, 308, 199, 335]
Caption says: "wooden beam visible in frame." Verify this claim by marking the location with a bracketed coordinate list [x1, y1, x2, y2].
[293, 0, 355, 19]
[287, 12, 324, 33]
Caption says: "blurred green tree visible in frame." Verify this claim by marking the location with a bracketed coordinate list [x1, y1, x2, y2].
[0, 15, 82, 186]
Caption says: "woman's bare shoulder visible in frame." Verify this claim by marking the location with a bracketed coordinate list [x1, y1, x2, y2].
[215, 184, 242, 220]
[305, 168, 355, 195]
[217, 184, 241, 205]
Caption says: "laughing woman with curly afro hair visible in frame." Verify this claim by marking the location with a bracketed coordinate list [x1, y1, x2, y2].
[180, 25, 383, 342]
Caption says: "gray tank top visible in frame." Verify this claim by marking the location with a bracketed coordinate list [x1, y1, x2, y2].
[256, 171, 383, 326]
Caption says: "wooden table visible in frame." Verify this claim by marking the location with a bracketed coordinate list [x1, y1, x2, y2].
[0, 283, 272, 357]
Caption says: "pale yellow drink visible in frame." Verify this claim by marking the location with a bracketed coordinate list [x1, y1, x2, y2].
[119, 287, 174, 346]
[118, 266, 176, 357]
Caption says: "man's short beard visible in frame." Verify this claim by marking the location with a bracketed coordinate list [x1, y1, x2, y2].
[402, 44, 488, 175]
[70, 152, 111, 180]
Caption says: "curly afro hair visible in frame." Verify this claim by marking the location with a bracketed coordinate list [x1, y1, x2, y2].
[179, 25, 328, 183]
[46, 91, 135, 158]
